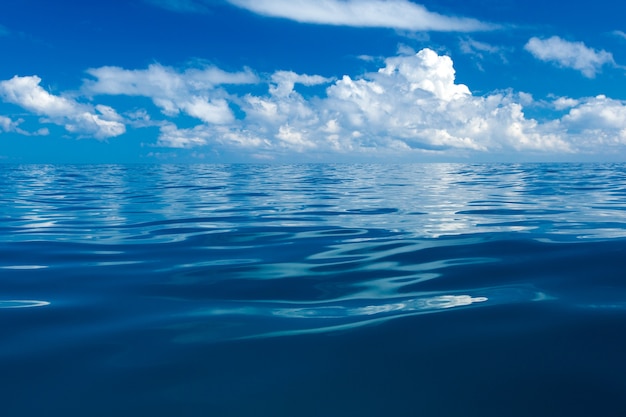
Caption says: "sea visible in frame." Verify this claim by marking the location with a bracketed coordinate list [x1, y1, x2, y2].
[1, 163, 625, 417]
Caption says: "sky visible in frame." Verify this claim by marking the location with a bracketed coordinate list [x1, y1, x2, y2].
[1, 0, 626, 163]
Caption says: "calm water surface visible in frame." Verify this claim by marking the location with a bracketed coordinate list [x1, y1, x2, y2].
[1, 163, 625, 416]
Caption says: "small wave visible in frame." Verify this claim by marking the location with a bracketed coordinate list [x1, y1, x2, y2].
[174, 285, 548, 342]
[0, 300, 50, 308]
[0, 265, 48, 270]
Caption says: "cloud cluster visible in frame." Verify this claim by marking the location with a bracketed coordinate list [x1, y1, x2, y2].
[0, 75, 125, 139]
[84, 64, 257, 124]
[144, 49, 626, 158]
[524, 36, 615, 78]
[2, 48, 626, 159]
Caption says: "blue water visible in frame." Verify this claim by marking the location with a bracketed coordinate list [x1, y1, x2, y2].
[1, 163, 626, 416]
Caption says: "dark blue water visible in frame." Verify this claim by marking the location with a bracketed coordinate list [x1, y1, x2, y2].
[1, 163, 626, 416]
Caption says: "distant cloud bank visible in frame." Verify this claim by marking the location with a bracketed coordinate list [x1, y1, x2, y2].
[2, 48, 626, 159]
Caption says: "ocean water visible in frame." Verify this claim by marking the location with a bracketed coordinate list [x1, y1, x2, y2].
[1, 163, 625, 416]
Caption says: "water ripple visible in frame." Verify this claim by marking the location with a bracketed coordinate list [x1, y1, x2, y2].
[0, 300, 50, 308]
[2, 163, 626, 348]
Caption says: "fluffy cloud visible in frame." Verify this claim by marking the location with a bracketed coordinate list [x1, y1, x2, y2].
[84, 64, 257, 124]
[4, 48, 626, 158]
[224, 48, 573, 155]
[524, 36, 615, 78]
[227, 0, 495, 32]
[0, 75, 125, 139]
[560, 95, 626, 146]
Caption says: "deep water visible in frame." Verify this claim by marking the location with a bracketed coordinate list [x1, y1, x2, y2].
[1, 163, 626, 416]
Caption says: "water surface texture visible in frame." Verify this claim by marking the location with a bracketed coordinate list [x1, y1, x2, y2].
[1, 163, 626, 416]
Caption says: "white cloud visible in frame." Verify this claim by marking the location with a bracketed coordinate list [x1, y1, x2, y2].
[559, 95, 626, 147]
[6, 48, 626, 158]
[459, 38, 500, 56]
[563, 95, 626, 130]
[269, 71, 332, 97]
[157, 123, 211, 148]
[157, 123, 270, 149]
[84, 64, 257, 124]
[227, 0, 495, 32]
[0, 116, 21, 133]
[0, 75, 125, 139]
[458, 38, 508, 67]
[552, 97, 579, 110]
[524, 36, 615, 78]
[0, 24, 8, 37]
[0, 115, 49, 136]
[137, 49, 626, 156]
[232, 49, 572, 155]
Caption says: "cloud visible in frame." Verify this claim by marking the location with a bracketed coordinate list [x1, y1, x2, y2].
[0, 115, 49, 136]
[230, 48, 572, 155]
[0, 116, 25, 134]
[269, 71, 332, 97]
[227, 0, 495, 32]
[157, 123, 270, 149]
[460, 38, 498, 55]
[458, 38, 508, 67]
[5, 48, 626, 158]
[0, 24, 9, 37]
[0, 75, 125, 139]
[0, 116, 21, 133]
[524, 36, 615, 78]
[564, 96, 626, 128]
[551, 97, 579, 110]
[83, 64, 258, 124]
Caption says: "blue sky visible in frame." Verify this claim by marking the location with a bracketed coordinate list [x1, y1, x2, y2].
[1, 0, 626, 163]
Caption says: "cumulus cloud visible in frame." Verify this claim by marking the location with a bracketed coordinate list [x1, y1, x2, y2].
[5, 48, 626, 158]
[561, 95, 626, 145]
[524, 36, 615, 78]
[84, 64, 257, 124]
[0, 75, 125, 139]
[90, 49, 626, 156]
[227, 0, 495, 32]
[230, 48, 573, 155]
